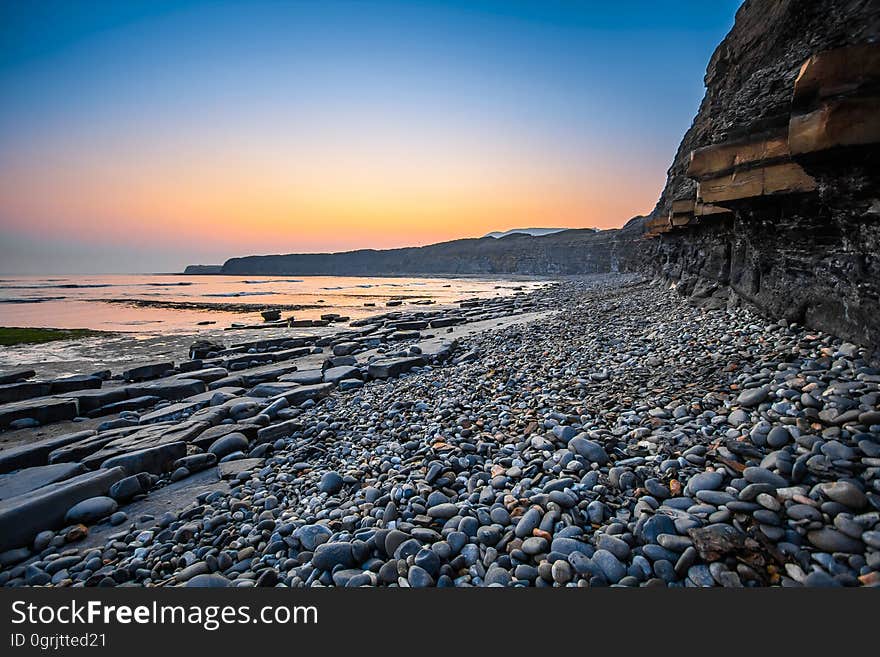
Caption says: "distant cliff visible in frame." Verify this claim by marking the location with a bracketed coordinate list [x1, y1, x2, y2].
[183, 264, 223, 275]
[216, 224, 646, 277]
[644, 0, 880, 350]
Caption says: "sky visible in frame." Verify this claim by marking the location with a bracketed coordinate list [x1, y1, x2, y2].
[0, 0, 742, 273]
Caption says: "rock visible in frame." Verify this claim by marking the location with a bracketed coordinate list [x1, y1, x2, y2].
[567, 435, 609, 465]
[48, 375, 102, 395]
[426, 503, 459, 519]
[367, 357, 427, 379]
[807, 528, 864, 554]
[101, 441, 187, 476]
[737, 387, 769, 407]
[323, 366, 362, 385]
[0, 431, 97, 475]
[822, 481, 867, 509]
[295, 524, 332, 551]
[0, 462, 87, 501]
[592, 549, 626, 583]
[123, 362, 174, 382]
[269, 383, 334, 405]
[125, 377, 206, 401]
[686, 470, 724, 495]
[185, 574, 231, 587]
[318, 471, 344, 494]
[0, 397, 78, 428]
[0, 467, 126, 551]
[208, 433, 250, 459]
[0, 369, 36, 385]
[64, 496, 118, 524]
[312, 542, 355, 570]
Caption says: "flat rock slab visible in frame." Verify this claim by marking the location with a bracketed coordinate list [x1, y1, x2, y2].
[82, 421, 208, 469]
[230, 362, 301, 387]
[250, 381, 303, 398]
[192, 423, 259, 450]
[269, 382, 334, 405]
[0, 381, 51, 404]
[368, 356, 427, 379]
[279, 369, 324, 385]
[218, 458, 265, 479]
[0, 370, 36, 385]
[123, 362, 174, 382]
[414, 338, 458, 362]
[48, 425, 145, 464]
[0, 466, 126, 551]
[63, 388, 128, 414]
[101, 441, 187, 475]
[0, 462, 87, 501]
[0, 430, 96, 474]
[48, 375, 102, 395]
[86, 395, 161, 418]
[125, 377, 207, 401]
[170, 367, 228, 384]
[0, 397, 78, 428]
[137, 387, 243, 425]
[323, 365, 362, 384]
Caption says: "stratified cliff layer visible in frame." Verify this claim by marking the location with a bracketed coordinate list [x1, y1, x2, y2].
[221, 223, 644, 277]
[646, 0, 880, 350]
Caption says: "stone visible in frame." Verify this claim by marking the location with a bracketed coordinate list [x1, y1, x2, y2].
[822, 481, 867, 509]
[567, 435, 609, 465]
[101, 441, 187, 475]
[208, 433, 250, 459]
[64, 496, 118, 524]
[0, 462, 87, 501]
[686, 470, 724, 495]
[318, 471, 344, 494]
[737, 387, 769, 407]
[312, 542, 355, 570]
[0, 467, 126, 551]
[807, 528, 864, 554]
[0, 397, 78, 428]
[367, 357, 427, 379]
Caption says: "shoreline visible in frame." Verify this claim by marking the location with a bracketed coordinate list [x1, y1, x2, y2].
[0, 273, 878, 588]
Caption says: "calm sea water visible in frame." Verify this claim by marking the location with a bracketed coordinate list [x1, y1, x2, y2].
[0, 274, 544, 334]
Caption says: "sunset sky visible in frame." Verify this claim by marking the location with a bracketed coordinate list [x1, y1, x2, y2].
[0, 0, 741, 273]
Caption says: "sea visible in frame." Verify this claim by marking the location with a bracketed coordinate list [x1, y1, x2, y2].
[0, 274, 545, 335]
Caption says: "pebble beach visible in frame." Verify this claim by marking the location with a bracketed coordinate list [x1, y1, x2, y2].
[1, 274, 879, 587]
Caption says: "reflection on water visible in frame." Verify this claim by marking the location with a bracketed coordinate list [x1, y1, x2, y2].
[0, 274, 545, 334]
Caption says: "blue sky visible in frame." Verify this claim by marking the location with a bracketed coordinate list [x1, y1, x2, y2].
[0, 0, 742, 273]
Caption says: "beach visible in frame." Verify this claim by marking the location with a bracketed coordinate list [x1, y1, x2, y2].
[1, 273, 877, 587]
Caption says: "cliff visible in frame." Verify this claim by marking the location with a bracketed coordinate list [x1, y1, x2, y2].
[219, 224, 645, 277]
[645, 0, 880, 351]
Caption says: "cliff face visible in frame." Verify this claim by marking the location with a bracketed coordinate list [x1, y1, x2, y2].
[647, 0, 880, 351]
[221, 224, 645, 277]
